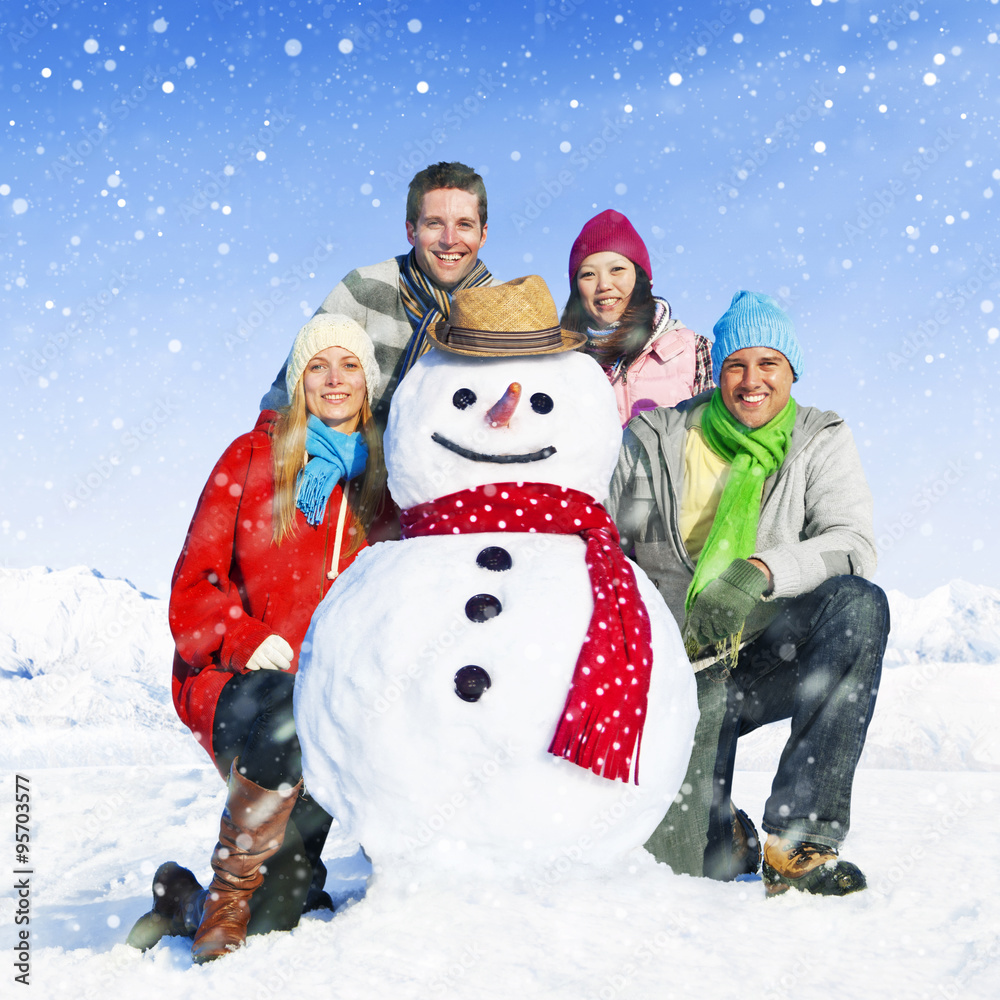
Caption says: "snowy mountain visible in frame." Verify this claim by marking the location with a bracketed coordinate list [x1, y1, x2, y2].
[0, 565, 198, 770]
[884, 580, 1000, 664]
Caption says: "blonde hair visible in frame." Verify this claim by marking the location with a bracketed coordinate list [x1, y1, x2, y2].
[271, 380, 386, 556]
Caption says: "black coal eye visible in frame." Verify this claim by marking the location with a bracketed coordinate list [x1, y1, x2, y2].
[530, 393, 554, 414]
[453, 388, 477, 410]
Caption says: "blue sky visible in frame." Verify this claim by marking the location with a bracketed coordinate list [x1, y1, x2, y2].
[2, 0, 998, 598]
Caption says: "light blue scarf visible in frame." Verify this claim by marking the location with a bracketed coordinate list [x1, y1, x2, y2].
[295, 415, 368, 526]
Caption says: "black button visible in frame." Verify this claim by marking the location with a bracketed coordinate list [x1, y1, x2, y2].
[476, 546, 512, 572]
[455, 665, 492, 702]
[465, 593, 502, 622]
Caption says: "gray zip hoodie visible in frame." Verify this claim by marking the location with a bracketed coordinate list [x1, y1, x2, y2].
[606, 391, 877, 637]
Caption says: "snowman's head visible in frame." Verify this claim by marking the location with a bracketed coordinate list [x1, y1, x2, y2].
[385, 349, 622, 508]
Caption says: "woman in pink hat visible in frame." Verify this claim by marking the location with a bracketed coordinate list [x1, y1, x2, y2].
[561, 209, 713, 425]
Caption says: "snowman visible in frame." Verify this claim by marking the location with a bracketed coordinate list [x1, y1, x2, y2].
[295, 276, 698, 874]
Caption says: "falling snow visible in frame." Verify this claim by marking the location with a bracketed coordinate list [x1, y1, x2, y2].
[1, 2, 998, 986]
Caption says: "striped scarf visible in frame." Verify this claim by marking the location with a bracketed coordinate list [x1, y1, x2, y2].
[397, 249, 492, 378]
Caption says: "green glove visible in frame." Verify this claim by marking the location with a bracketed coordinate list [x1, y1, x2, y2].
[684, 559, 769, 648]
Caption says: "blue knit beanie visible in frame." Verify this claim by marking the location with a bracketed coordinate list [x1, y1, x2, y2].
[711, 291, 803, 381]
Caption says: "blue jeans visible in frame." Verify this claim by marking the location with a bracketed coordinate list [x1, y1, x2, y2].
[713, 574, 889, 851]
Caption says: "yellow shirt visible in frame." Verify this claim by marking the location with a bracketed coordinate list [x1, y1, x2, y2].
[680, 423, 730, 561]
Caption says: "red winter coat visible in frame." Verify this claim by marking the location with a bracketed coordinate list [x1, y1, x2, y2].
[170, 410, 374, 770]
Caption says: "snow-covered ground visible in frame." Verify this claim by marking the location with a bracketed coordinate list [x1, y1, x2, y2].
[3, 566, 999, 999]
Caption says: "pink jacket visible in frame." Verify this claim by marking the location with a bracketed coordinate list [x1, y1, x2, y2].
[604, 300, 706, 426]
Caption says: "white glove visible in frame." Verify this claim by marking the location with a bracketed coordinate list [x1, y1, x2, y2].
[245, 634, 294, 672]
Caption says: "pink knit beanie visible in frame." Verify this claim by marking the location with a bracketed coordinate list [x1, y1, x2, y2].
[568, 209, 652, 288]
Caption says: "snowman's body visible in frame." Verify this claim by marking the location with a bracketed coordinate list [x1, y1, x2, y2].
[295, 349, 698, 872]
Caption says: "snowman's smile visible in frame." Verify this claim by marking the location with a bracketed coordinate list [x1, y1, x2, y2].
[431, 432, 556, 464]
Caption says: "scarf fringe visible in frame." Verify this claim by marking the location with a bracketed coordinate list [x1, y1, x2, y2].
[548, 704, 641, 784]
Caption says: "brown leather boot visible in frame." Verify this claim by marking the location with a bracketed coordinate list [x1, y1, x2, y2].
[126, 862, 207, 950]
[191, 760, 301, 963]
[762, 834, 866, 897]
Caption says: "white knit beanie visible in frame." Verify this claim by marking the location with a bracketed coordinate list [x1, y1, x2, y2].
[285, 313, 380, 401]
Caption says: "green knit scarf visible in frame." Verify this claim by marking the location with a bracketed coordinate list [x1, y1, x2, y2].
[684, 390, 797, 612]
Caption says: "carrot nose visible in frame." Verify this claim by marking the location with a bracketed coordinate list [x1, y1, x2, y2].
[485, 382, 521, 428]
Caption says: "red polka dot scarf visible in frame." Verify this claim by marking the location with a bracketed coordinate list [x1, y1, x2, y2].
[401, 482, 653, 784]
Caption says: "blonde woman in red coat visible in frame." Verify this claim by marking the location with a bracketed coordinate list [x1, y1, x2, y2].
[128, 314, 390, 962]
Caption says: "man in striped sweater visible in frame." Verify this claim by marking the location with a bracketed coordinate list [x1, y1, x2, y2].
[261, 161, 494, 425]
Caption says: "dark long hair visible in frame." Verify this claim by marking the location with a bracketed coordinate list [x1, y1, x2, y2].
[561, 264, 657, 370]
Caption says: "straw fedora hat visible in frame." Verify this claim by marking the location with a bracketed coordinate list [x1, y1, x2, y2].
[427, 274, 587, 356]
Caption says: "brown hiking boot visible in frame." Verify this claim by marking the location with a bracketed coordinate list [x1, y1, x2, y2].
[191, 759, 301, 964]
[762, 834, 866, 897]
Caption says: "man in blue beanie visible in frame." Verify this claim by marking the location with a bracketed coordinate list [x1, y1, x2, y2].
[608, 290, 888, 896]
